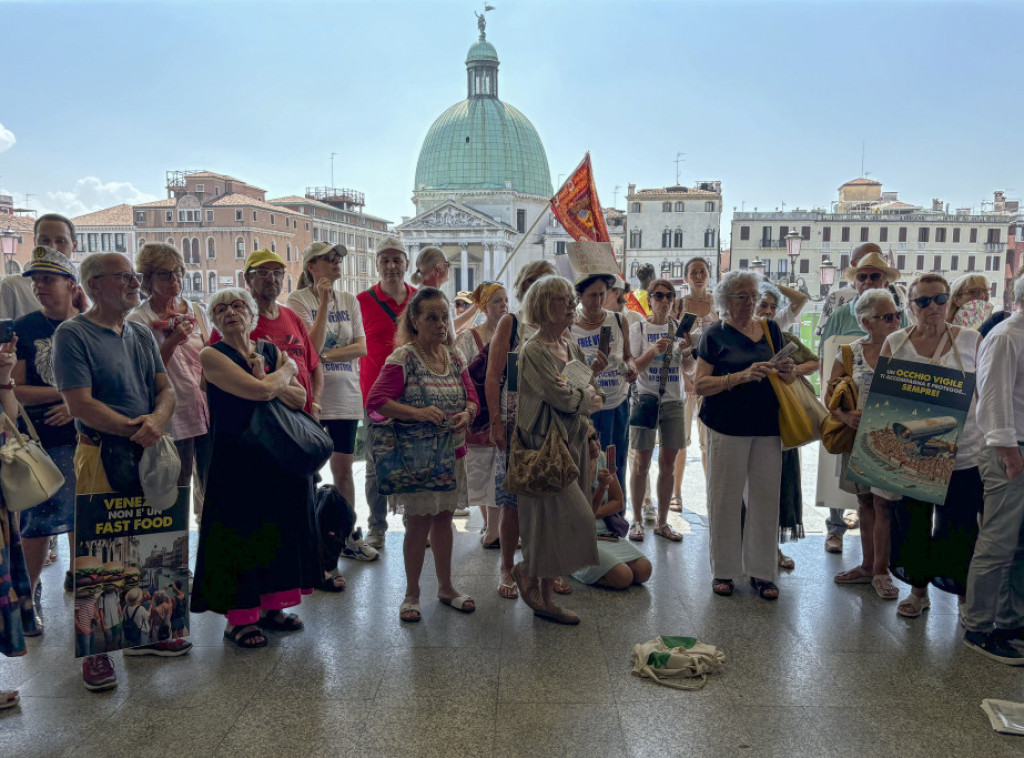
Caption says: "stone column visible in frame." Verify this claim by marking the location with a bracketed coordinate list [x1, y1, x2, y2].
[460, 243, 470, 292]
[483, 242, 493, 281]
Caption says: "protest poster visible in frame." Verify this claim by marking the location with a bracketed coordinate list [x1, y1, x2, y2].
[846, 357, 975, 505]
[73, 487, 190, 657]
[566, 240, 619, 282]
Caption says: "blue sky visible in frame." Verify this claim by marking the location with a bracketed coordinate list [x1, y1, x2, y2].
[1, 0, 1021, 242]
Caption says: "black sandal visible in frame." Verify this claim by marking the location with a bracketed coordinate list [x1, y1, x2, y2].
[224, 625, 268, 649]
[257, 611, 304, 631]
[712, 578, 734, 596]
[750, 577, 779, 600]
[316, 573, 346, 592]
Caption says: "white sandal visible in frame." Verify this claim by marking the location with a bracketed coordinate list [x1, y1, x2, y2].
[897, 593, 931, 618]
[0, 690, 19, 710]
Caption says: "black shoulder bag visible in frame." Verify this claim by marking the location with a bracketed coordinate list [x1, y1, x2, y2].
[628, 321, 675, 430]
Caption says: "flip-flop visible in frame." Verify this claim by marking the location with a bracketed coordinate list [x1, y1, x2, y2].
[257, 611, 304, 632]
[439, 594, 476, 614]
[481, 537, 500, 549]
[834, 566, 873, 585]
[498, 579, 519, 599]
[668, 495, 683, 513]
[399, 602, 421, 623]
[223, 625, 268, 649]
[871, 574, 899, 600]
[316, 574, 346, 592]
[0, 690, 19, 710]
[553, 577, 573, 595]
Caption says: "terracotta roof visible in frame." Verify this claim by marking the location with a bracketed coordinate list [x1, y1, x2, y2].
[0, 214, 35, 233]
[874, 201, 921, 210]
[840, 177, 882, 187]
[209, 193, 303, 215]
[188, 170, 243, 182]
[629, 185, 720, 199]
[134, 198, 176, 208]
[72, 203, 135, 227]
[268, 195, 339, 213]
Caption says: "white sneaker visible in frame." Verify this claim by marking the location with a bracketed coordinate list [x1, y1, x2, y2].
[453, 507, 471, 517]
[642, 502, 656, 523]
[341, 534, 379, 562]
[365, 529, 385, 550]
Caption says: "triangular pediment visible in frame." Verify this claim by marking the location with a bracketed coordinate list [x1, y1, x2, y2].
[396, 200, 513, 232]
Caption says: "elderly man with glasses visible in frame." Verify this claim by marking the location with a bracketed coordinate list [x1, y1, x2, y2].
[818, 246, 910, 553]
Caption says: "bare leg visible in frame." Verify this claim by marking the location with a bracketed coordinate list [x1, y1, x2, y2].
[23, 536, 49, 598]
[656, 446, 679, 527]
[630, 449, 653, 524]
[482, 506, 500, 544]
[499, 507, 519, 587]
[672, 448, 686, 500]
[429, 512, 461, 600]
[403, 515, 432, 605]
[329, 452, 356, 511]
[858, 494, 876, 571]
[871, 496, 893, 576]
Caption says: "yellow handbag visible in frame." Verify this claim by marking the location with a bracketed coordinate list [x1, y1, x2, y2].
[760, 319, 814, 448]
[820, 344, 859, 454]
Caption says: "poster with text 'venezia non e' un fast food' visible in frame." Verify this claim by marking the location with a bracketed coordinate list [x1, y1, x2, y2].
[73, 488, 190, 658]
[846, 357, 975, 505]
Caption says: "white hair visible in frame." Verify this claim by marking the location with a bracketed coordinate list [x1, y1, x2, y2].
[1015, 275, 1024, 307]
[855, 288, 896, 323]
[207, 287, 259, 335]
[715, 270, 761, 313]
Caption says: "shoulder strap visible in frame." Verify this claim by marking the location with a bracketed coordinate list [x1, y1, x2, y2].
[192, 301, 210, 345]
[471, 327, 484, 352]
[840, 343, 853, 376]
[509, 314, 520, 351]
[760, 318, 776, 352]
[367, 287, 399, 325]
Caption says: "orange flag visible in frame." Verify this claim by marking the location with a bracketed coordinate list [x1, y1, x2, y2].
[550, 153, 611, 243]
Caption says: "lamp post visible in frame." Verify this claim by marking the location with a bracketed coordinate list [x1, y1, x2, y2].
[751, 257, 766, 277]
[0, 228, 19, 276]
[819, 257, 837, 299]
[785, 228, 802, 284]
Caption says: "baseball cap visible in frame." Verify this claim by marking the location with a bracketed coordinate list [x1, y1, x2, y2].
[244, 248, 286, 272]
[23, 246, 77, 282]
[139, 437, 181, 513]
[302, 242, 348, 267]
[374, 236, 407, 258]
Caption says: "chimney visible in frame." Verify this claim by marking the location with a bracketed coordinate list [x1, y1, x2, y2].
[627, 184, 636, 196]
[995, 190, 1006, 212]
[932, 198, 943, 212]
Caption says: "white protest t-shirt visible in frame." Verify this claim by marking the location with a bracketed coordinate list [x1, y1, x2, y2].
[629, 320, 685, 403]
[286, 287, 365, 419]
[569, 312, 628, 409]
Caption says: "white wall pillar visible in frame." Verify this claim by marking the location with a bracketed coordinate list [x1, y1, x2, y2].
[460, 243, 469, 291]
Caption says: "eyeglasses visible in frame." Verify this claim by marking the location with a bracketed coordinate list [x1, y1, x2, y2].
[856, 272, 884, 283]
[912, 293, 950, 309]
[588, 432, 601, 443]
[727, 293, 757, 303]
[871, 312, 902, 324]
[314, 253, 343, 264]
[249, 268, 286, 280]
[211, 299, 249, 317]
[651, 291, 676, 301]
[962, 288, 988, 300]
[151, 268, 185, 282]
[95, 272, 143, 286]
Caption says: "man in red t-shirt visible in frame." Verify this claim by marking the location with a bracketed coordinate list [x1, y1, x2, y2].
[211, 249, 322, 413]
[356, 237, 415, 548]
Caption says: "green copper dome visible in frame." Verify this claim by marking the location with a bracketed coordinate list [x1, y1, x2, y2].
[414, 28, 553, 198]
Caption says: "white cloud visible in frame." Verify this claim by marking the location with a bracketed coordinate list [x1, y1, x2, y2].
[43, 176, 157, 217]
[0, 124, 14, 154]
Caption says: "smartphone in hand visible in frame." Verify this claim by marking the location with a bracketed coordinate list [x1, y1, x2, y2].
[605, 444, 616, 473]
[598, 325, 612, 356]
[676, 313, 697, 339]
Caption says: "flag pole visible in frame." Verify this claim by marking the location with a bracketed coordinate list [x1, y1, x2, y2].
[492, 153, 588, 282]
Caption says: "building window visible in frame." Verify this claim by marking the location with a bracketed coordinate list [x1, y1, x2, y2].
[192, 238, 200, 264]
[740, 226, 750, 241]
[100, 233, 111, 251]
[661, 260, 672, 276]
[195, 184, 204, 193]
[918, 228, 929, 243]
[662, 230, 672, 248]
[916, 255, 925, 270]
[675, 201, 684, 212]
[270, 241, 276, 254]
[235, 210, 243, 222]
[840, 254, 850, 270]
[987, 255, 1000, 271]
[137, 238, 146, 250]
[555, 241, 566, 255]
[516, 209, 526, 233]
[114, 233, 126, 252]
[935, 227, 946, 243]
[705, 202, 715, 212]
[987, 228, 1001, 244]
[899, 227, 908, 243]
[358, 256, 368, 274]
[206, 210, 214, 222]
[801, 226, 811, 240]
[822, 227, 831, 242]
[192, 273, 202, 292]
[841, 227, 850, 242]
[253, 238, 259, 252]
[215, 187, 221, 196]
[312, 227, 319, 242]
[136, 212, 146, 223]
[662, 202, 672, 213]
[779, 226, 789, 242]
[207, 238, 216, 259]
[236, 271, 245, 287]
[799, 258, 809, 274]
[952, 228, 961, 243]
[305, 222, 310, 231]
[860, 227, 869, 242]
[968, 255, 976, 270]
[950, 255, 959, 271]
[177, 210, 200, 222]
[738, 258, 749, 270]
[879, 227, 888, 243]
[970, 228, 978, 243]
[672, 261, 684, 278]
[208, 272, 217, 295]
[630, 202, 641, 213]
[286, 244, 291, 262]
[270, 214, 275, 226]
[933, 255, 942, 271]
[252, 210, 258, 222]
[630, 230, 642, 248]
[704, 229, 715, 248]
[761, 226, 772, 244]
[165, 211, 173, 223]
[673, 230, 683, 247]
[896, 254, 906, 270]
[87, 234, 98, 252]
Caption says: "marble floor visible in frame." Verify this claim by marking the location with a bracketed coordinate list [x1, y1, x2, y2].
[3, 456, 1023, 758]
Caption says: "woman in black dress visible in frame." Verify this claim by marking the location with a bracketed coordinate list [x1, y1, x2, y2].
[190, 288, 319, 649]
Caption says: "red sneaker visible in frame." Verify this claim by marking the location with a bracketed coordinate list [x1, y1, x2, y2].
[82, 654, 117, 691]
[123, 639, 193, 657]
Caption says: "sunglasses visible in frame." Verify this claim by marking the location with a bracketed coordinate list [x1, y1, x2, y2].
[651, 291, 676, 301]
[856, 272, 884, 283]
[912, 293, 950, 309]
[871, 312, 902, 324]
[314, 253, 343, 264]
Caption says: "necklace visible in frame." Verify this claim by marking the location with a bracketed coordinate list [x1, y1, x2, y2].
[412, 340, 449, 375]
[577, 311, 605, 329]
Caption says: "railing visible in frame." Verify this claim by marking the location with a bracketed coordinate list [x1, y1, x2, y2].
[759, 239, 774, 249]
[984, 242, 1005, 251]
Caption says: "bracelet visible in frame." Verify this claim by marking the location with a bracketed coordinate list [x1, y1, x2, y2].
[0, 378, 14, 391]
[311, 402, 322, 410]
[723, 374, 732, 391]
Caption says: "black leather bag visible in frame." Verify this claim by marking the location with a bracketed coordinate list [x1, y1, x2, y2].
[629, 393, 660, 429]
[243, 399, 333, 477]
[99, 435, 144, 493]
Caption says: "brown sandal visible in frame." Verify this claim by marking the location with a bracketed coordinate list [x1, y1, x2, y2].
[653, 524, 682, 542]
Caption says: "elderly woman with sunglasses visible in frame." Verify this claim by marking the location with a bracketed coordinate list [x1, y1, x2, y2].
[694, 271, 797, 600]
[880, 274, 985, 619]
[828, 289, 903, 599]
[628, 278, 693, 544]
[129, 243, 212, 519]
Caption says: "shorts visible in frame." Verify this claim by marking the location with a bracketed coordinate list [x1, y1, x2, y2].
[322, 419, 358, 455]
[465, 446, 497, 506]
[630, 399, 686, 452]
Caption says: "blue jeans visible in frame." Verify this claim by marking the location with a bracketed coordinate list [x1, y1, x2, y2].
[592, 400, 629, 499]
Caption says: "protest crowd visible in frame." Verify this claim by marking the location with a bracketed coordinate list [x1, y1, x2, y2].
[3, 212, 1024, 712]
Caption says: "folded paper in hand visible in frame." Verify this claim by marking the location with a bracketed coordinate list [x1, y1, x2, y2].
[561, 359, 593, 391]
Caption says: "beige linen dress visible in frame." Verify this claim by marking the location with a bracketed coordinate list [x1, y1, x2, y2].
[514, 337, 601, 578]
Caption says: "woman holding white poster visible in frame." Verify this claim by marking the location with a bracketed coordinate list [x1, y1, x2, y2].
[880, 274, 984, 619]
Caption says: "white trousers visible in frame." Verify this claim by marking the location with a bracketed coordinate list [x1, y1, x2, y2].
[706, 429, 782, 581]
